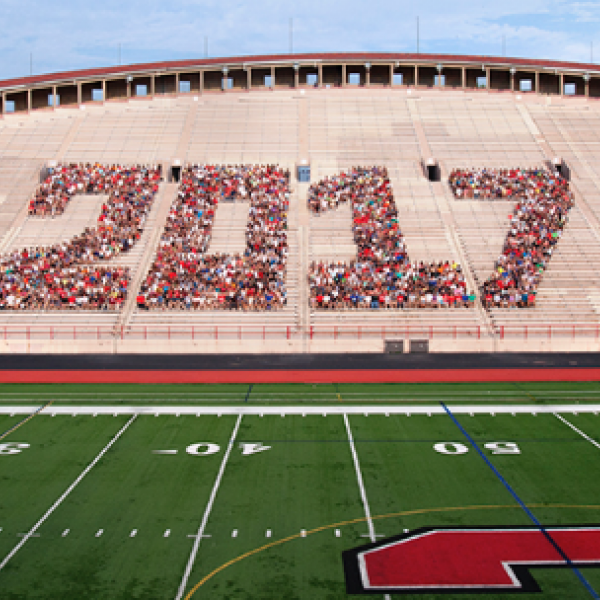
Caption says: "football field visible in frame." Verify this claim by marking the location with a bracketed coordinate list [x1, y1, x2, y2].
[1, 383, 600, 599]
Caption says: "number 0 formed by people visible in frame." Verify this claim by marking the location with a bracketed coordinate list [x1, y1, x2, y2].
[139, 165, 289, 311]
[307, 166, 473, 310]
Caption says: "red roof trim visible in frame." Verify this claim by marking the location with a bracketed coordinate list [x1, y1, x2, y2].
[0, 52, 597, 90]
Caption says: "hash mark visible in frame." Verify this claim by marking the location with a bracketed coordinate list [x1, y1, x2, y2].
[231, 529, 238, 538]
[335, 529, 341, 537]
[130, 529, 137, 538]
[266, 529, 272, 538]
[164, 529, 171, 538]
[61, 529, 69, 537]
[300, 529, 307, 538]
[95, 529, 103, 537]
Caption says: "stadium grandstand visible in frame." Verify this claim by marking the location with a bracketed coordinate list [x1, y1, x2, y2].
[1, 52, 600, 354]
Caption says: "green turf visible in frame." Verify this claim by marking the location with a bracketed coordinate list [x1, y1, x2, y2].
[1, 402, 600, 598]
[1, 381, 600, 403]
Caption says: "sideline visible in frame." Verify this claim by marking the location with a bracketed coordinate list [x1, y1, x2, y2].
[182, 503, 600, 599]
[0, 403, 599, 416]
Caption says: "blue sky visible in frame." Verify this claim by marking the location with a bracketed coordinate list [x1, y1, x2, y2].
[0, 0, 598, 80]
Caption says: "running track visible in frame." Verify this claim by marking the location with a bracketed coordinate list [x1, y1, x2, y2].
[0, 353, 599, 383]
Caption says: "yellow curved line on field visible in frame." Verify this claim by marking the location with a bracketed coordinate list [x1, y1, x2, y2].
[0, 400, 53, 442]
[184, 502, 600, 599]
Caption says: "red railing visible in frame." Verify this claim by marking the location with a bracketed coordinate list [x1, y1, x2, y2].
[308, 325, 482, 340]
[1, 323, 599, 341]
[497, 324, 600, 339]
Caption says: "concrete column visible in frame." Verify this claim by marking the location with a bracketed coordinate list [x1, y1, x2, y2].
[150, 75, 155, 97]
[271, 66, 275, 88]
[535, 71, 540, 94]
[77, 82, 82, 105]
[127, 79, 131, 98]
[101, 79, 106, 101]
[199, 71, 204, 94]
[294, 66, 299, 88]
[222, 68, 229, 92]
[342, 64, 347, 87]
[389, 64, 394, 87]
[365, 66, 371, 87]
[585, 77, 590, 97]
[246, 67, 251, 90]
[461, 67, 466, 89]
[486, 67, 490, 89]
[27, 89, 31, 112]
[414, 65, 419, 86]
[560, 73, 564, 96]
[52, 85, 57, 108]
[175, 72, 180, 94]
[1, 92, 5, 115]
[510, 72, 515, 92]
[318, 64, 322, 88]
[437, 69, 443, 87]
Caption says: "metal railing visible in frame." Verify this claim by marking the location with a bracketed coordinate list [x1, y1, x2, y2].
[1, 323, 599, 342]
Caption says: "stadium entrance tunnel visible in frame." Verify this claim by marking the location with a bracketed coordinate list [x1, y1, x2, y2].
[424, 158, 440, 182]
[171, 164, 181, 183]
[551, 157, 570, 181]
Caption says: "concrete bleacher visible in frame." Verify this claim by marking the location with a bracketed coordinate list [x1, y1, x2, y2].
[1, 87, 600, 351]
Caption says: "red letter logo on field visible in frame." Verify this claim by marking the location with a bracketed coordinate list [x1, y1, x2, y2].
[343, 526, 600, 594]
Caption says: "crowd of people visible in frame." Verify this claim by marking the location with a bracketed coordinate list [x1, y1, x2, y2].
[308, 167, 474, 309]
[0, 163, 161, 310]
[449, 167, 574, 309]
[138, 165, 289, 311]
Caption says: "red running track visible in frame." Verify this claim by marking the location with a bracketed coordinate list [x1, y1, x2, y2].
[2, 368, 600, 384]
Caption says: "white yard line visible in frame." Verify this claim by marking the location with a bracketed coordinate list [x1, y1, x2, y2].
[554, 413, 600, 449]
[0, 404, 599, 416]
[0, 414, 137, 571]
[175, 413, 243, 600]
[344, 414, 391, 600]
[344, 414, 376, 541]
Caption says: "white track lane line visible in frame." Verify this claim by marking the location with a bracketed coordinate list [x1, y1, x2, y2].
[555, 413, 600, 449]
[343, 414, 391, 600]
[0, 414, 137, 571]
[175, 413, 242, 600]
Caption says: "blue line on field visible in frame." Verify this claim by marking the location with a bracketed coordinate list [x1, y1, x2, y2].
[244, 384, 253, 403]
[441, 402, 600, 599]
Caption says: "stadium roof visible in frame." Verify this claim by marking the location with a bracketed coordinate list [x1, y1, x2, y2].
[1, 52, 600, 89]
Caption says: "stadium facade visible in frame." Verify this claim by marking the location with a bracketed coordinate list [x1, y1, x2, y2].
[0, 52, 599, 355]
